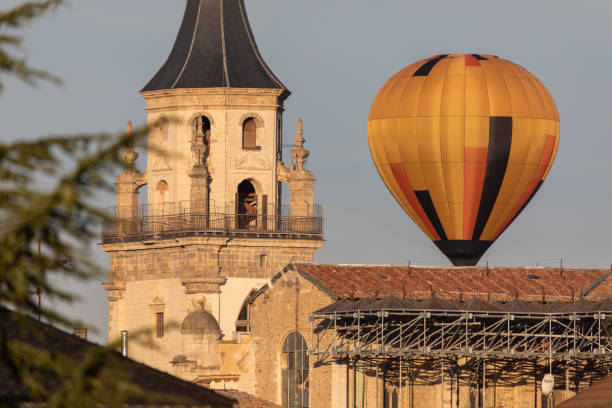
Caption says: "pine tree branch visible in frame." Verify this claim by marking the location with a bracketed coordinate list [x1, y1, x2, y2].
[0, 0, 64, 90]
[0, 0, 64, 29]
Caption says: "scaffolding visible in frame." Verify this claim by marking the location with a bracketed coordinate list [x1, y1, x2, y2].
[309, 297, 612, 407]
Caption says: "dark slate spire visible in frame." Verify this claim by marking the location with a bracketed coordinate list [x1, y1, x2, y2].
[142, 0, 288, 93]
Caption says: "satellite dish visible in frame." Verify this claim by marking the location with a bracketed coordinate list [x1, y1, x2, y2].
[542, 374, 555, 395]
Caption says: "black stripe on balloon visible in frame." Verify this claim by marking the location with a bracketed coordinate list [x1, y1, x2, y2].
[472, 54, 488, 60]
[434, 240, 493, 266]
[415, 190, 448, 240]
[472, 116, 513, 240]
[413, 55, 449, 76]
[498, 180, 543, 237]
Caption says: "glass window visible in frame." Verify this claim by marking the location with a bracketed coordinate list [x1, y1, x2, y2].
[281, 332, 309, 407]
[243, 118, 258, 149]
[155, 312, 164, 338]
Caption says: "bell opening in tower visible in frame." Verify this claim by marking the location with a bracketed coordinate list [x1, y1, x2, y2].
[236, 180, 257, 229]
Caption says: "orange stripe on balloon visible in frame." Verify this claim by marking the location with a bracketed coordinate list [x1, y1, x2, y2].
[465, 54, 480, 67]
[463, 147, 488, 239]
[493, 134, 556, 239]
[389, 163, 441, 240]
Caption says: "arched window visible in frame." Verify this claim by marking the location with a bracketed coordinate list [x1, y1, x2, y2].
[237, 180, 257, 215]
[281, 332, 309, 407]
[236, 180, 257, 229]
[242, 118, 259, 149]
[236, 290, 256, 333]
[155, 180, 169, 205]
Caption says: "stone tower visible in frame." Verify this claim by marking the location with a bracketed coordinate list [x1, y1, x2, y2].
[100, 0, 323, 385]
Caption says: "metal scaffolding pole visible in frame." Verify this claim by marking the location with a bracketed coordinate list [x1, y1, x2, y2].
[400, 357, 403, 408]
[482, 358, 486, 408]
[440, 358, 444, 408]
[376, 361, 379, 408]
[475, 358, 479, 408]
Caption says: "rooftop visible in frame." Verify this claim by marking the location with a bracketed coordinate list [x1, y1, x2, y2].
[557, 374, 612, 408]
[218, 390, 281, 408]
[288, 263, 612, 303]
[142, 0, 287, 94]
[0, 308, 235, 407]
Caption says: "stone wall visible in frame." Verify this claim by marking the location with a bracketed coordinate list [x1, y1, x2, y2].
[244, 267, 599, 408]
[101, 236, 321, 383]
[103, 236, 321, 284]
[248, 269, 334, 406]
[142, 88, 286, 212]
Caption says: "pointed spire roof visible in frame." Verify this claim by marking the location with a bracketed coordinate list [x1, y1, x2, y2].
[142, 0, 288, 94]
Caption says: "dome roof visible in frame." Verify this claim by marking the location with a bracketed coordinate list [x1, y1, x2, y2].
[141, 0, 288, 94]
[181, 310, 220, 334]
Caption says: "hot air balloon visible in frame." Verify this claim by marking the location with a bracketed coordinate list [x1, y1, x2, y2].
[368, 54, 559, 266]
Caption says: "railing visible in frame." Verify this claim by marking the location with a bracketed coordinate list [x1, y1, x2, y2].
[102, 211, 324, 243]
[111, 201, 323, 218]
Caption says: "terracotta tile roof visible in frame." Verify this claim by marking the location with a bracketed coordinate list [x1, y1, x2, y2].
[290, 264, 612, 303]
[556, 374, 612, 408]
[217, 390, 281, 408]
[315, 296, 612, 314]
[0, 308, 235, 407]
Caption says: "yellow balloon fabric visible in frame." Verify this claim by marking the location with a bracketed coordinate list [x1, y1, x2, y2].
[368, 54, 559, 266]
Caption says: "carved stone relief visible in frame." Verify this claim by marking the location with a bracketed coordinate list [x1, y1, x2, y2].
[233, 153, 271, 171]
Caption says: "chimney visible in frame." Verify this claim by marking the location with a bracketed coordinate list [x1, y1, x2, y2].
[121, 330, 128, 357]
[73, 328, 87, 340]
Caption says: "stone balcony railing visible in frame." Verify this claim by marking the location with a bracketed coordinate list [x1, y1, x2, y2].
[101, 205, 324, 244]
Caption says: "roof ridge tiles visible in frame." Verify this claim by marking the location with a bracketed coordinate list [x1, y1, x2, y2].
[293, 262, 610, 271]
[288, 263, 612, 303]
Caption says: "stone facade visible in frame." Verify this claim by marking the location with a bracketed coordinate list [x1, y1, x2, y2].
[99, 0, 327, 400]
[243, 267, 597, 408]
[102, 85, 323, 389]
[248, 269, 334, 406]
[102, 237, 321, 344]
[142, 88, 287, 212]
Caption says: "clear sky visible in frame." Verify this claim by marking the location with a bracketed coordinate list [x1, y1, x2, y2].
[2, 0, 612, 342]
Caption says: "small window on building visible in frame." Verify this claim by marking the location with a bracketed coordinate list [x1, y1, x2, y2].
[242, 118, 259, 149]
[260, 254, 267, 268]
[155, 312, 164, 338]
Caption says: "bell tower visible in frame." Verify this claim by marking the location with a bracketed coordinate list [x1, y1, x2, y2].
[101, 0, 323, 385]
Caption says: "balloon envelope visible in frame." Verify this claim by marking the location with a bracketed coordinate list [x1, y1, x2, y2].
[368, 54, 559, 266]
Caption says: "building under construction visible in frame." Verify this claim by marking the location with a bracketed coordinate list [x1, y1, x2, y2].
[242, 263, 612, 408]
[311, 294, 611, 407]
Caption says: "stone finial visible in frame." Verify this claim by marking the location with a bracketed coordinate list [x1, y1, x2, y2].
[120, 121, 139, 164]
[291, 118, 310, 171]
[190, 118, 209, 166]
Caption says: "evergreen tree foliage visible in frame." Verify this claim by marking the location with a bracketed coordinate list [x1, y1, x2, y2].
[0, 2, 158, 406]
[0, 1, 63, 90]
